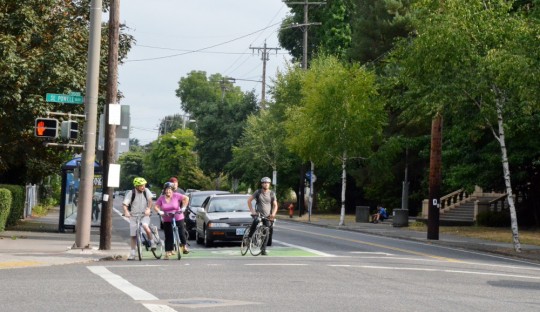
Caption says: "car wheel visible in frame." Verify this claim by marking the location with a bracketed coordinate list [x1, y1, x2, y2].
[196, 230, 203, 244]
[204, 228, 213, 247]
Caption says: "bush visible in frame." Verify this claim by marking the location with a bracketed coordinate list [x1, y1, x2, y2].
[0, 184, 25, 226]
[476, 210, 510, 227]
[0, 189, 13, 231]
[317, 193, 339, 213]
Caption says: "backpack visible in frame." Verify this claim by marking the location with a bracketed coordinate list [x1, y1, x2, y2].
[254, 189, 276, 211]
[127, 188, 148, 211]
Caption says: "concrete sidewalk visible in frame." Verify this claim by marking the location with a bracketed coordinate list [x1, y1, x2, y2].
[0, 207, 130, 269]
[277, 213, 540, 264]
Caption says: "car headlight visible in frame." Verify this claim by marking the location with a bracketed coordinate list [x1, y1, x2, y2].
[208, 222, 230, 228]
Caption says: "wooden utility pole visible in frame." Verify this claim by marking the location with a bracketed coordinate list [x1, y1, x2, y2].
[250, 41, 280, 110]
[286, 1, 324, 218]
[427, 113, 443, 240]
[100, 0, 120, 250]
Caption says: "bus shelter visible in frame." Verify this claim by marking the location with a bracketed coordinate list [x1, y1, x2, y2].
[59, 157, 102, 232]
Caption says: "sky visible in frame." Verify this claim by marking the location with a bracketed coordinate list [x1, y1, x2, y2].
[117, 0, 292, 145]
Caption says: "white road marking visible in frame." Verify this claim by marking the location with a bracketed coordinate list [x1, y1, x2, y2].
[142, 304, 178, 312]
[350, 251, 393, 256]
[273, 240, 336, 257]
[245, 263, 308, 266]
[329, 264, 540, 280]
[88, 266, 176, 311]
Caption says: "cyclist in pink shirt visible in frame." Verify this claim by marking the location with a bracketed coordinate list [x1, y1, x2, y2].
[155, 182, 190, 259]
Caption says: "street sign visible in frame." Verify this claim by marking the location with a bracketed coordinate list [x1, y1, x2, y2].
[46, 93, 84, 104]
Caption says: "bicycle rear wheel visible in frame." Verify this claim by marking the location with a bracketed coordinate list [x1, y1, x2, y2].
[240, 227, 250, 256]
[250, 226, 268, 256]
[172, 226, 182, 260]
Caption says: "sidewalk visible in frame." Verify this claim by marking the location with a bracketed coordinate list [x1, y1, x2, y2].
[277, 213, 540, 264]
[0, 207, 130, 270]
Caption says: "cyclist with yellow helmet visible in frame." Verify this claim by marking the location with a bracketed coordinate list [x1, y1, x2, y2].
[123, 177, 155, 260]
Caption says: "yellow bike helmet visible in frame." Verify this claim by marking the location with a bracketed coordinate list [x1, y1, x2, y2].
[133, 177, 147, 187]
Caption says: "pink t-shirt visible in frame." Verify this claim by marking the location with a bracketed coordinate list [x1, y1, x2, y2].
[156, 192, 185, 222]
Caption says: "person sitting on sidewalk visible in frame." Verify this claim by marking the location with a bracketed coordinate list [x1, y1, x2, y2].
[372, 205, 387, 223]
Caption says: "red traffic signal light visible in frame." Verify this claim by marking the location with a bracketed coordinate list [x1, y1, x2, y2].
[35, 118, 59, 138]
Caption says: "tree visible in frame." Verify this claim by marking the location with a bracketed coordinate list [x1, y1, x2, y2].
[143, 129, 197, 190]
[118, 151, 144, 190]
[175, 71, 257, 175]
[0, 0, 134, 184]
[284, 55, 386, 225]
[348, 0, 413, 64]
[279, 0, 353, 63]
[388, 0, 540, 251]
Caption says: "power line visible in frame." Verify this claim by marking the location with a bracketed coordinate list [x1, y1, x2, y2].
[125, 22, 282, 62]
[136, 44, 289, 55]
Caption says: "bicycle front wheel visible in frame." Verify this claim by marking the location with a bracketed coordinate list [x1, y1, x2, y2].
[151, 227, 163, 259]
[240, 227, 250, 256]
[250, 226, 268, 256]
[172, 226, 182, 260]
[136, 226, 143, 261]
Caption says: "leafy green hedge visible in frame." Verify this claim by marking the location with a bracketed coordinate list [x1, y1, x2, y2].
[0, 184, 25, 226]
[0, 189, 13, 231]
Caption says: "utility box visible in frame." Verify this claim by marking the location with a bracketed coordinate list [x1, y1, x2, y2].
[355, 206, 370, 223]
[393, 209, 409, 227]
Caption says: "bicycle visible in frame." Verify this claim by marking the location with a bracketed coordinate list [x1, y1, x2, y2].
[163, 211, 189, 260]
[241, 214, 274, 256]
[133, 213, 164, 261]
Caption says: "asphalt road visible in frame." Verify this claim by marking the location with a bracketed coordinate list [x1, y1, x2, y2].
[2, 206, 540, 312]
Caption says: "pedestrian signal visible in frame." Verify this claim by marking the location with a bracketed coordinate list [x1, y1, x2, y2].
[61, 120, 79, 140]
[34, 118, 59, 138]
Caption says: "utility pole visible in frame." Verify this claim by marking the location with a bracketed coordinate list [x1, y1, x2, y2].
[75, 0, 102, 249]
[250, 41, 280, 110]
[100, 0, 120, 250]
[286, 1, 324, 219]
[428, 113, 443, 240]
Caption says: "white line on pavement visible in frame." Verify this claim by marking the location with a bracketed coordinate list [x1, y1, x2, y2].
[88, 266, 176, 312]
[273, 240, 336, 257]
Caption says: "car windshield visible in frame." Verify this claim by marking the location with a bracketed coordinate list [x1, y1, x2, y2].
[207, 197, 250, 213]
[191, 194, 210, 207]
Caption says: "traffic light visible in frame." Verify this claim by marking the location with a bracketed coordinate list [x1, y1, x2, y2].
[34, 118, 59, 138]
[61, 120, 79, 140]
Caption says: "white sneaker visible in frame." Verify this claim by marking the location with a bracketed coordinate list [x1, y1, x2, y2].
[150, 240, 157, 251]
[127, 250, 136, 260]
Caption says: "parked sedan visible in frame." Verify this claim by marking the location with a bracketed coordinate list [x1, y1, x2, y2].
[195, 194, 253, 247]
[185, 190, 229, 239]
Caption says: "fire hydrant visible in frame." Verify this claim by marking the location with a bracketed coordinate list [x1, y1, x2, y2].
[288, 203, 295, 218]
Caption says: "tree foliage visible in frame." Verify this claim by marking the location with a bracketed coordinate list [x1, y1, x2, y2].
[0, 0, 134, 184]
[175, 71, 258, 175]
[142, 129, 197, 190]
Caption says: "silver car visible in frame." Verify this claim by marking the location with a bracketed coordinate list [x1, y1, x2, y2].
[195, 194, 253, 247]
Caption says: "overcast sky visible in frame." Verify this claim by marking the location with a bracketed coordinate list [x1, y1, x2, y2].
[118, 0, 292, 145]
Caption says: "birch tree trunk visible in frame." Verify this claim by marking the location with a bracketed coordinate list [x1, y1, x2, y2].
[339, 150, 347, 226]
[495, 95, 521, 252]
